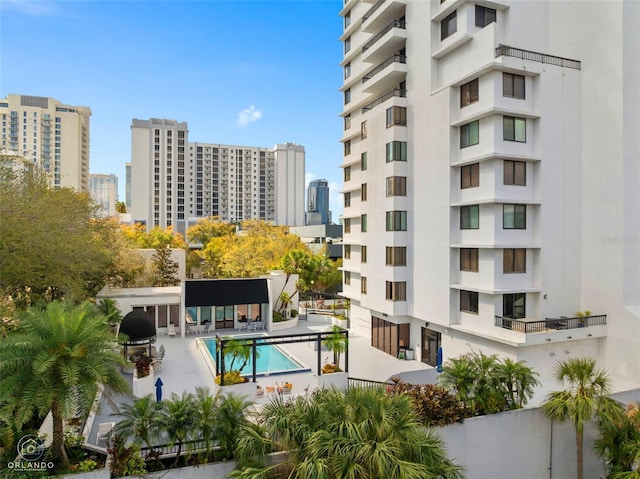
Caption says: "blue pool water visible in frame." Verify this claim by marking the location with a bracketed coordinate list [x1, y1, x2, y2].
[202, 337, 310, 376]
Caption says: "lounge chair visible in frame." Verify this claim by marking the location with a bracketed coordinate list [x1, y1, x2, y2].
[97, 422, 115, 442]
[167, 323, 176, 337]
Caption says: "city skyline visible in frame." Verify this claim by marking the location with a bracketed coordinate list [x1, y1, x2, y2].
[0, 0, 345, 217]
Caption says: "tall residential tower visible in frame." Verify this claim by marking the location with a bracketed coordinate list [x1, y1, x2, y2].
[307, 179, 332, 225]
[340, 0, 639, 400]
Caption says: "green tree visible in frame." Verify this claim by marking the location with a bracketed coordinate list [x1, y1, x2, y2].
[0, 301, 129, 469]
[542, 357, 624, 479]
[494, 357, 540, 409]
[115, 201, 127, 214]
[595, 402, 640, 478]
[160, 391, 196, 467]
[193, 387, 218, 462]
[0, 167, 114, 304]
[150, 244, 180, 287]
[215, 392, 252, 460]
[230, 386, 465, 479]
[186, 216, 235, 246]
[322, 325, 348, 368]
[113, 395, 162, 453]
[97, 297, 123, 329]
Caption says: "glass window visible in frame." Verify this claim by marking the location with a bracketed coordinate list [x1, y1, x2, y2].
[461, 163, 479, 188]
[344, 271, 351, 285]
[503, 204, 526, 229]
[460, 205, 480, 229]
[386, 246, 407, 266]
[503, 73, 526, 99]
[460, 290, 479, 313]
[344, 244, 351, 259]
[460, 79, 479, 107]
[361, 183, 367, 201]
[344, 114, 351, 130]
[386, 176, 407, 196]
[460, 121, 479, 148]
[386, 106, 407, 127]
[344, 62, 351, 79]
[503, 293, 526, 319]
[504, 116, 526, 142]
[361, 120, 367, 139]
[441, 11, 457, 40]
[361, 245, 367, 263]
[460, 248, 479, 272]
[386, 141, 407, 162]
[344, 166, 351, 182]
[386, 211, 407, 231]
[344, 218, 351, 233]
[504, 160, 526, 185]
[344, 11, 351, 29]
[344, 36, 351, 54]
[361, 152, 368, 170]
[361, 214, 368, 232]
[386, 281, 406, 301]
[344, 88, 351, 105]
[475, 5, 496, 27]
[503, 249, 526, 273]
[344, 192, 351, 207]
[361, 276, 367, 294]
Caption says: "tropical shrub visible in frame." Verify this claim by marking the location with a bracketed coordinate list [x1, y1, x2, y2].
[595, 401, 640, 478]
[215, 370, 247, 385]
[135, 356, 153, 378]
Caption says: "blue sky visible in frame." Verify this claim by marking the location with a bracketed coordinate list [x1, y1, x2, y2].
[0, 0, 345, 218]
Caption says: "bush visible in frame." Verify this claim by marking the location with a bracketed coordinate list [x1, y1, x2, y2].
[387, 377, 468, 427]
[77, 459, 98, 472]
[135, 356, 153, 378]
[322, 363, 342, 374]
[215, 370, 247, 385]
[290, 309, 298, 318]
[272, 311, 286, 322]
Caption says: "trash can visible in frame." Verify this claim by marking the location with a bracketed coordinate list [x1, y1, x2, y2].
[405, 348, 415, 360]
[398, 348, 406, 360]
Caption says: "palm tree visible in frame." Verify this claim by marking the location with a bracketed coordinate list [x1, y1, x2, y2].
[0, 301, 129, 469]
[160, 391, 196, 467]
[322, 325, 347, 368]
[594, 401, 640, 478]
[113, 395, 162, 454]
[193, 387, 218, 462]
[542, 357, 624, 479]
[214, 392, 253, 460]
[97, 297, 123, 329]
[494, 357, 540, 409]
[230, 386, 466, 479]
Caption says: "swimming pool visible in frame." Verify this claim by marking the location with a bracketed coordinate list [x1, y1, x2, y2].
[201, 337, 310, 377]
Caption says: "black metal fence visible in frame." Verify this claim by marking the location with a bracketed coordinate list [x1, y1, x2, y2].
[495, 44, 581, 70]
[495, 314, 607, 333]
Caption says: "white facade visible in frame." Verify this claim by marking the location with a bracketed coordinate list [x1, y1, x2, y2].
[89, 173, 118, 217]
[130, 118, 305, 233]
[340, 0, 639, 401]
[0, 94, 91, 191]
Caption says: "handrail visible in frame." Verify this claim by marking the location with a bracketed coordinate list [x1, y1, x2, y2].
[362, 54, 407, 83]
[495, 314, 606, 333]
[495, 44, 581, 70]
[363, 0, 386, 21]
[362, 20, 406, 53]
[362, 88, 406, 113]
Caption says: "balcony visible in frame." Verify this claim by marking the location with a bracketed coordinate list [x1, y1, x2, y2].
[362, 54, 407, 94]
[495, 44, 581, 70]
[361, 19, 407, 64]
[362, 0, 406, 34]
[495, 314, 606, 333]
[362, 87, 406, 114]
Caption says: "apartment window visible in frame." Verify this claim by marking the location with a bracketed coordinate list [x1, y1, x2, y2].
[344, 140, 351, 156]
[441, 10, 457, 40]
[344, 271, 351, 285]
[503, 204, 526, 229]
[460, 248, 479, 272]
[344, 36, 351, 54]
[475, 5, 496, 27]
[344, 244, 351, 259]
[460, 205, 480, 229]
[386, 106, 407, 127]
[361, 214, 368, 232]
[361, 183, 367, 201]
[504, 116, 526, 142]
[386, 246, 407, 266]
[344, 62, 351, 79]
[361, 121, 367, 139]
[361, 245, 367, 263]
[504, 160, 526, 186]
[344, 218, 351, 233]
[503, 293, 526, 319]
[344, 11, 351, 28]
[386, 141, 407, 162]
[386, 281, 406, 301]
[361, 152, 368, 170]
[344, 88, 351, 105]
[460, 79, 479, 107]
[460, 290, 479, 313]
[503, 249, 526, 273]
[460, 121, 479, 148]
[386, 176, 407, 196]
[503, 73, 526, 99]
[344, 166, 351, 182]
[344, 114, 351, 130]
[386, 210, 407, 231]
[344, 192, 351, 207]
[461, 163, 480, 189]
[361, 276, 368, 294]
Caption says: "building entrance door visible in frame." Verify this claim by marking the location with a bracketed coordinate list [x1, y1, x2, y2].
[421, 328, 441, 366]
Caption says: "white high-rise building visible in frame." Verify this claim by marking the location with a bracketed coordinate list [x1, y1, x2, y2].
[89, 173, 118, 217]
[340, 0, 639, 400]
[0, 94, 91, 191]
[130, 118, 305, 233]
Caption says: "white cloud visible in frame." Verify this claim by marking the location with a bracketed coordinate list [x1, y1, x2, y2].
[236, 105, 262, 127]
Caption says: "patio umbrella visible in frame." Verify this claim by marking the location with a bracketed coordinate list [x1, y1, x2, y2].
[436, 346, 443, 373]
[155, 377, 164, 402]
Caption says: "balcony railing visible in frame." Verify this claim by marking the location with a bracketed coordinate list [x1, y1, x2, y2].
[495, 44, 581, 70]
[362, 19, 406, 53]
[362, 54, 407, 83]
[363, 0, 386, 21]
[495, 314, 607, 333]
[362, 88, 406, 113]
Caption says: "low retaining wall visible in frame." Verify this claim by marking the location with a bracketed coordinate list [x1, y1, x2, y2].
[270, 317, 298, 331]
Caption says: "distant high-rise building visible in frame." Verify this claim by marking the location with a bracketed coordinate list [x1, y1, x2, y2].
[307, 179, 331, 225]
[130, 118, 305, 232]
[125, 162, 132, 211]
[0, 94, 91, 191]
[89, 173, 118, 217]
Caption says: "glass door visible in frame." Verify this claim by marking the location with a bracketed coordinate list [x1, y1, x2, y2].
[421, 328, 441, 366]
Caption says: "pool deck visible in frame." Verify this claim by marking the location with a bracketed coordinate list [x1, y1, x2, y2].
[87, 318, 436, 449]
